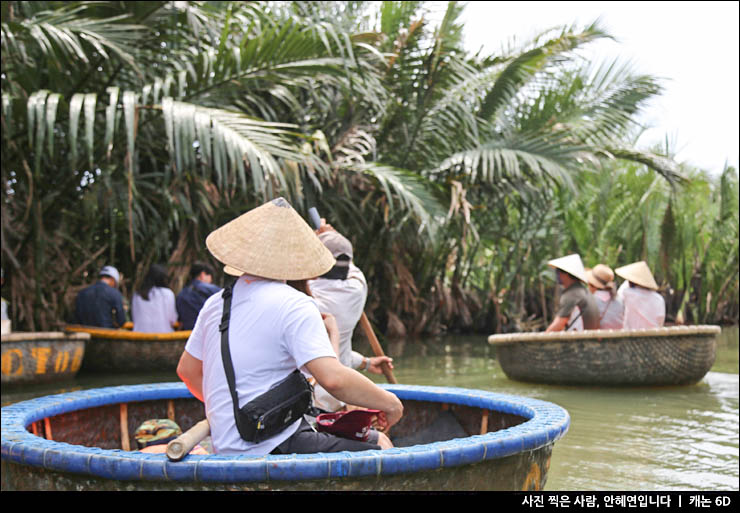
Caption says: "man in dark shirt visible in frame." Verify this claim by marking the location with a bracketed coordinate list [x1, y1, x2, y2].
[74, 265, 126, 328]
[545, 254, 599, 332]
[176, 262, 221, 330]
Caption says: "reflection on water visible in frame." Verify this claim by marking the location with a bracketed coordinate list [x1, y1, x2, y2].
[2, 326, 738, 491]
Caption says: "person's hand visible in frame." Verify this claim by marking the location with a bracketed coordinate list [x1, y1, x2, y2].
[366, 356, 394, 375]
[374, 395, 403, 432]
[316, 218, 336, 235]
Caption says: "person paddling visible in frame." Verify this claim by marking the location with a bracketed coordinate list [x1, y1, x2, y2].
[545, 254, 600, 332]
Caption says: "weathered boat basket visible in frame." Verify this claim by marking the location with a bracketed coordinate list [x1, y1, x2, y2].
[488, 325, 721, 386]
[64, 325, 191, 373]
[1, 383, 570, 491]
[1, 332, 89, 385]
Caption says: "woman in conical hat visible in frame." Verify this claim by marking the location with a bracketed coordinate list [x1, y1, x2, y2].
[585, 264, 625, 330]
[177, 197, 402, 456]
[545, 254, 600, 332]
[614, 261, 665, 329]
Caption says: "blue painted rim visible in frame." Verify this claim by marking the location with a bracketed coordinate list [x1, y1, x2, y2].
[1, 383, 570, 483]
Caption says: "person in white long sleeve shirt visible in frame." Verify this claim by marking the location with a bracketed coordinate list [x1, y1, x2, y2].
[585, 264, 624, 330]
[309, 222, 394, 412]
[615, 261, 665, 330]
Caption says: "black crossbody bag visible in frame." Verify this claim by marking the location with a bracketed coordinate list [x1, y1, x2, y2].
[219, 284, 313, 443]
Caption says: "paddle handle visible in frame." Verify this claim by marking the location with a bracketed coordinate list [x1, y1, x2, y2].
[166, 419, 210, 461]
[359, 312, 397, 384]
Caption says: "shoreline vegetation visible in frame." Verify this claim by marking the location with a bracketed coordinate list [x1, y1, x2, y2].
[2, 1, 738, 338]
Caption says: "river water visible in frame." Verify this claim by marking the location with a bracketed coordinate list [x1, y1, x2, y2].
[2, 326, 738, 491]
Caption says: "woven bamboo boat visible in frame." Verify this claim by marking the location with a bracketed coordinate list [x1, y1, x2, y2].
[488, 325, 721, 386]
[1, 383, 570, 491]
[1, 332, 89, 385]
[63, 325, 190, 373]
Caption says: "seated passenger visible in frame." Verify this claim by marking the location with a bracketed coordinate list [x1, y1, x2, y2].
[74, 265, 126, 328]
[585, 264, 625, 330]
[615, 261, 665, 329]
[545, 254, 600, 332]
[176, 262, 221, 330]
[132, 264, 178, 333]
[176, 197, 403, 456]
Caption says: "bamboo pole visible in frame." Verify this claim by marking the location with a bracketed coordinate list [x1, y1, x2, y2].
[359, 313, 397, 384]
[166, 419, 210, 462]
[480, 409, 489, 435]
[120, 403, 130, 451]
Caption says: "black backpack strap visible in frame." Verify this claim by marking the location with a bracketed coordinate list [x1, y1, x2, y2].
[219, 283, 247, 439]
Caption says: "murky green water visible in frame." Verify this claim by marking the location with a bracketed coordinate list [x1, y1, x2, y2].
[2, 326, 738, 491]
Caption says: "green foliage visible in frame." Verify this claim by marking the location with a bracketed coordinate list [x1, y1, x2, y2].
[1, 1, 735, 334]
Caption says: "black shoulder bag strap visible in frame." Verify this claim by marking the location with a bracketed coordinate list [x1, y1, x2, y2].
[219, 283, 247, 438]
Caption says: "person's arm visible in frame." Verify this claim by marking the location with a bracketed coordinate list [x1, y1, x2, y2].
[546, 316, 569, 332]
[177, 350, 204, 402]
[305, 356, 403, 430]
[113, 292, 126, 327]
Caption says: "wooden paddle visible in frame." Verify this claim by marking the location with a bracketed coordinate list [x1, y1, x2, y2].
[308, 207, 397, 384]
[166, 419, 210, 461]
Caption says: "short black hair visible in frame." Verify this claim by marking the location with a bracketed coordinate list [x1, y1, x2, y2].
[189, 261, 215, 281]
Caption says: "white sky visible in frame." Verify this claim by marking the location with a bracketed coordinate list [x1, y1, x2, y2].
[429, 1, 739, 176]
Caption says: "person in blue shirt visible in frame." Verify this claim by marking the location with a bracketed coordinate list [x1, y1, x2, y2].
[176, 262, 221, 330]
[74, 265, 126, 328]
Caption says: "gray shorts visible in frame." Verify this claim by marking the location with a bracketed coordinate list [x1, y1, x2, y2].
[271, 417, 381, 454]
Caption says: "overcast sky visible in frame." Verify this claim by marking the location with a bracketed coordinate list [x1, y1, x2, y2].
[428, 1, 739, 176]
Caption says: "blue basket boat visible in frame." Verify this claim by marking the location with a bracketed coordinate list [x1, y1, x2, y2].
[1, 383, 570, 491]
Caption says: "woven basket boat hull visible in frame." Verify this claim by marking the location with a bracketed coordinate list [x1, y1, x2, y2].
[1, 332, 89, 385]
[64, 325, 190, 373]
[1, 383, 570, 491]
[488, 326, 721, 386]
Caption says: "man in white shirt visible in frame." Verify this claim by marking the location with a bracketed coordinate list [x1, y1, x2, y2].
[176, 198, 403, 455]
[615, 261, 665, 329]
[308, 223, 394, 412]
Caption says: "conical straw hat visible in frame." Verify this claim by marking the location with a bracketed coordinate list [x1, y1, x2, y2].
[615, 261, 658, 290]
[586, 263, 615, 290]
[206, 197, 335, 281]
[547, 254, 588, 283]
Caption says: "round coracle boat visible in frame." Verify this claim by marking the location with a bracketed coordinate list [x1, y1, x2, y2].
[1, 383, 570, 491]
[1, 332, 89, 385]
[63, 325, 191, 373]
[488, 325, 721, 386]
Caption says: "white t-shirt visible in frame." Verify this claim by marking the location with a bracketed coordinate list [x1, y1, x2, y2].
[309, 264, 368, 412]
[593, 289, 625, 330]
[132, 287, 178, 333]
[184, 276, 336, 455]
[309, 263, 368, 368]
[617, 282, 665, 329]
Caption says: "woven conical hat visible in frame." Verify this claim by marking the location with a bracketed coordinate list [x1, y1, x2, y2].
[586, 263, 615, 290]
[206, 197, 335, 280]
[615, 261, 658, 290]
[547, 254, 588, 283]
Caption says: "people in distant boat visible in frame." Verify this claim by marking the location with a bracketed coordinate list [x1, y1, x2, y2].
[74, 265, 126, 328]
[615, 261, 665, 329]
[1, 268, 10, 335]
[131, 264, 178, 333]
[585, 264, 625, 330]
[176, 197, 402, 456]
[545, 254, 600, 332]
[308, 220, 394, 412]
[176, 262, 221, 330]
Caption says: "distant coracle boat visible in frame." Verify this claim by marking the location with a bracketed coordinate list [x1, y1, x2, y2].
[1, 382, 570, 491]
[64, 325, 190, 373]
[1, 332, 88, 385]
[488, 325, 721, 387]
